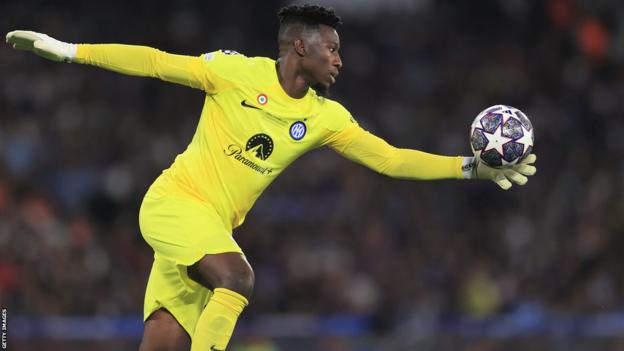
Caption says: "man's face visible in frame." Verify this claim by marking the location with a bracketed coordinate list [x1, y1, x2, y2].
[301, 25, 342, 96]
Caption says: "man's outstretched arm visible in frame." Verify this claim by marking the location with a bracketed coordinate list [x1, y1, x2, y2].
[6, 30, 213, 91]
[330, 126, 536, 190]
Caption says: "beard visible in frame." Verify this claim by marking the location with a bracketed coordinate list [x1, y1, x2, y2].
[311, 82, 330, 97]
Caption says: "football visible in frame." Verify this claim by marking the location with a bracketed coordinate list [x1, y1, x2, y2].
[470, 105, 534, 167]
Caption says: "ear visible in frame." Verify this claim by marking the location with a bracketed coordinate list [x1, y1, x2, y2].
[294, 39, 306, 57]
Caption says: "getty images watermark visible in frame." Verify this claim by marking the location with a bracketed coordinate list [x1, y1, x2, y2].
[1, 308, 6, 350]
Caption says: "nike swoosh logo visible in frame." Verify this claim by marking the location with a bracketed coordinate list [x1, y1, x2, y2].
[241, 100, 260, 110]
[210, 347, 224, 351]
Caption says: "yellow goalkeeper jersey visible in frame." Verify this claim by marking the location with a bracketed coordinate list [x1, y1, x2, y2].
[75, 45, 463, 230]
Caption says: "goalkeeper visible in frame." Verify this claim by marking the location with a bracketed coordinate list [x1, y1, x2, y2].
[6, 4, 536, 351]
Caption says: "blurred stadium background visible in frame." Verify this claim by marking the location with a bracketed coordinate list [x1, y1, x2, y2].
[2, 0, 624, 350]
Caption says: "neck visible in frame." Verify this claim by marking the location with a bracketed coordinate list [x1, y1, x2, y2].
[276, 56, 309, 99]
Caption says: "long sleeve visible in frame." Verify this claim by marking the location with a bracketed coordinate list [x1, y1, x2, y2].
[329, 125, 463, 180]
[74, 44, 218, 91]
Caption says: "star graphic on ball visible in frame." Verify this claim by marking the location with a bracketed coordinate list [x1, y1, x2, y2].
[515, 128, 532, 150]
[482, 124, 513, 157]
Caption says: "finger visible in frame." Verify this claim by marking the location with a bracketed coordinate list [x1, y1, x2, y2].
[520, 154, 536, 165]
[5, 30, 19, 43]
[504, 170, 528, 185]
[514, 164, 536, 176]
[494, 173, 512, 190]
[6, 31, 39, 50]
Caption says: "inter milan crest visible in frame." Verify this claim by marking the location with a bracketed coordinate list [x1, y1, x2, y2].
[289, 121, 306, 141]
[246, 134, 274, 160]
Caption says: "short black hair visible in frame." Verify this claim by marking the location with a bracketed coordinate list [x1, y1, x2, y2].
[277, 4, 342, 29]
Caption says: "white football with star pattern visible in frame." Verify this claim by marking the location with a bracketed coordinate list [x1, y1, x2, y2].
[470, 105, 534, 167]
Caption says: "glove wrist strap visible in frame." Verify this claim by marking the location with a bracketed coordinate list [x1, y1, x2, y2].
[461, 157, 477, 179]
[67, 43, 77, 61]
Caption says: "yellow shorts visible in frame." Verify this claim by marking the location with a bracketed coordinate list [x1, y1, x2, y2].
[138, 186, 243, 337]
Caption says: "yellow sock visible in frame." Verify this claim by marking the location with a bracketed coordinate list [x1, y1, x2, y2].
[191, 288, 248, 351]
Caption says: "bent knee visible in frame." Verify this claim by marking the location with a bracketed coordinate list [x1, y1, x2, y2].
[218, 268, 255, 299]
[192, 254, 255, 299]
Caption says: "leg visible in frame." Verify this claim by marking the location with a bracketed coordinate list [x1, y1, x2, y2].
[188, 252, 255, 299]
[139, 193, 250, 350]
[139, 309, 190, 351]
[141, 257, 212, 350]
[188, 253, 254, 350]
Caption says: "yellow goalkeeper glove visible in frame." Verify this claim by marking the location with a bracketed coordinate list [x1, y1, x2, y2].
[6, 30, 76, 63]
[462, 154, 537, 190]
